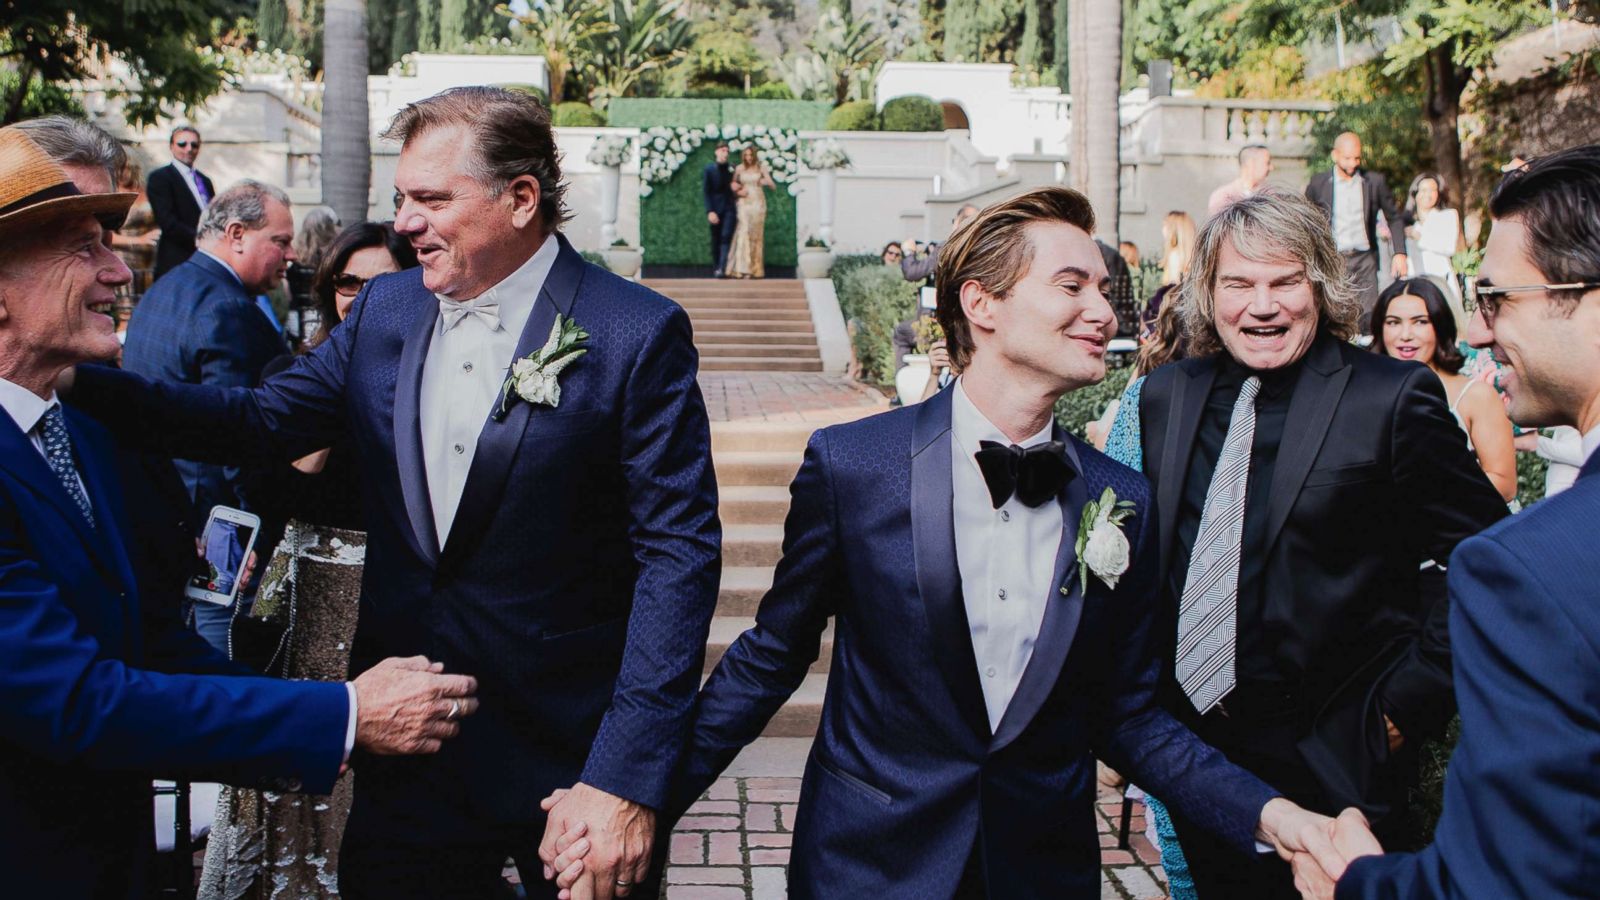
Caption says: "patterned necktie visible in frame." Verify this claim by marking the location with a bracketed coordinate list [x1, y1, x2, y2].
[439, 297, 502, 332]
[191, 168, 211, 206]
[37, 405, 95, 529]
[1176, 375, 1260, 714]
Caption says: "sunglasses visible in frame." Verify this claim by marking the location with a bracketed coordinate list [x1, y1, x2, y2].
[174, 140, 201, 149]
[332, 273, 370, 296]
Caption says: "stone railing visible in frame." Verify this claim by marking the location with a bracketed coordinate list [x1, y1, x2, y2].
[1120, 96, 1334, 160]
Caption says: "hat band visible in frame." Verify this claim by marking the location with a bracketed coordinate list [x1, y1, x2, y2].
[0, 182, 81, 218]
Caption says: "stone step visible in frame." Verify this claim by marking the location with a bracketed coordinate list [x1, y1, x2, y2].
[764, 673, 826, 738]
[700, 357, 823, 372]
[710, 422, 820, 454]
[719, 484, 792, 524]
[649, 279, 805, 295]
[695, 330, 818, 346]
[693, 318, 815, 333]
[705, 616, 831, 674]
[697, 343, 821, 359]
[717, 566, 774, 617]
[683, 307, 813, 322]
[724, 523, 785, 567]
[676, 296, 811, 309]
[715, 451, 803, 486]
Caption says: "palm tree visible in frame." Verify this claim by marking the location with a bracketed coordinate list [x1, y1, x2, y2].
[323, 0, 373, 227]
[586, 0, 694, 107]
[500, 0, 615, 103]
[1067, 0, 1119, 241]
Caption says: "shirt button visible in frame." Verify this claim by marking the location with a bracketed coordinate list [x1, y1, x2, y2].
[997, 589, 1007, 601]
[1000, 510, 1011, 522]
[985, 667, 997, 678]
[462, 361, 473, 373]
[453, 443, 465, 454]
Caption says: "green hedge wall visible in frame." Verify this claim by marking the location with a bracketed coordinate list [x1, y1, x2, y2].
[1054, 359, 1132, 439]
[607, 99, 831, 129]
[640, 141, 798, 267]
[831, 258, 919, 385]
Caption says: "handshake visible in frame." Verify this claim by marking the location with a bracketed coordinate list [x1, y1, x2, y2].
[350, 656, 480, 755]
[1260, 798, 1385, 900]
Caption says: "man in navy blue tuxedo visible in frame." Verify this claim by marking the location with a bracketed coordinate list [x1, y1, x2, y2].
[1292, 146, 1600, 899]
[0, 126, 477, 900]
[554, 188, 1341, 898]
[703, 143, 737, 276]
[71, 88, 720, 900]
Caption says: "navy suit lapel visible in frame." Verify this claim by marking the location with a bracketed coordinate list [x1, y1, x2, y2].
[1262, 335, 1351, 552]
[393, 284, 442, 565]
[991, 433, 1091, 752]
[0, 411, 129, 588]
[63, 411, 138, 597]
[910, 388, 992, 742]
[1157, 360, 1214, 571]
[439, 235, 583, 565]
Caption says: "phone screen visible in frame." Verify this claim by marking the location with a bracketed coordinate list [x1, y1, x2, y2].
[193, 517, 255, 597]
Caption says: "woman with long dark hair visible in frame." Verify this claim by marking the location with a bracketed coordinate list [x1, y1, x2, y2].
[1403, 173, 1467, 321]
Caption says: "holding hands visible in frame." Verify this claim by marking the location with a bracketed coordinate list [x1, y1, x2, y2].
[538, 783, 657, 900]
[350, 656, 479, 755]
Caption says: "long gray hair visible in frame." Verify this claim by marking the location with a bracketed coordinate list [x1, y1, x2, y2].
[1180, 188, 1360, 356]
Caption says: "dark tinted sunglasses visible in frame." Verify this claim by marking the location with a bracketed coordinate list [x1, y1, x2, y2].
[174, 140, 201, 149]
[332, 273, 369, 296]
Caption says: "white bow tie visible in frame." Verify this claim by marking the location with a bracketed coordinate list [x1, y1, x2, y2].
[439, 297, 502, 332]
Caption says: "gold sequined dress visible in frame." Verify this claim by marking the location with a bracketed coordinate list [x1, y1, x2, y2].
[727, 167, 768, 278]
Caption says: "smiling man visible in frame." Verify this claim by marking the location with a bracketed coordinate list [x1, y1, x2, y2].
[619, 187, 1343, 899]
[1134, 189, 1507, 898]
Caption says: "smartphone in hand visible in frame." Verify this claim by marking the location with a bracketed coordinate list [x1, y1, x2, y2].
[186, 506, 261, 607]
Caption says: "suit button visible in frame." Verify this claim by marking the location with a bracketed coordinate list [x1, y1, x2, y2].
[453, 443, 464, 454]
[285, 778, 302, 792]
[462, 362, 473, 373]
[985, 667, 997, 678]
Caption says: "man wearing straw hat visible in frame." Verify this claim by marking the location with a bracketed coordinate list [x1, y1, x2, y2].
[0, 126, 480, 899]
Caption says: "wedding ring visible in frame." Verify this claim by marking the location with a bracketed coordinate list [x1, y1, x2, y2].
[614, 879, 632, 887]
[446, 699, 460, 721]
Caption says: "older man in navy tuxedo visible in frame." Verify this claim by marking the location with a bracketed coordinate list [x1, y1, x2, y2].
[551, 187, 1343, 899]
[70, 87, 720, 900]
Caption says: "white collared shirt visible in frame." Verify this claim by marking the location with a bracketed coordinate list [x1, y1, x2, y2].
[950, 378, 1063, 733]
[1332, 170, 1370, 253]
[0, 378, 92, 509]
[195, 249, 243, 286]
[171, 159, 210, 212]
[419, 235, 558, 545]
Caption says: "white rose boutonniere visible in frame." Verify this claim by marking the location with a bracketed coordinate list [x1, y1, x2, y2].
[493, 314, 589, 421]
[1071, 487, 1136, 593]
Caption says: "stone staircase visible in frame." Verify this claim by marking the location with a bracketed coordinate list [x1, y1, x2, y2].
[643, 279, 822, 373]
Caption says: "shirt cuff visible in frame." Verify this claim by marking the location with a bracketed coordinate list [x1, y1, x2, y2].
[1255, 840, 1275, 854]
[343, 682, 358, 762]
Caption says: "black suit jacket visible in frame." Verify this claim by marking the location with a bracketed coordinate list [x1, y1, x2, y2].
[1138, 333, 1505, 824]
[147, 163, 213, 279]
[702, 162, 736, 217]
[1305, 169, 1409, 259]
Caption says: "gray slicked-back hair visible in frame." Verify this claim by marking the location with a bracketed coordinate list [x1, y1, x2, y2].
[198, 180, 292, 241]
[14, 115, 127, 183]
[1181, 187, 1360, 356]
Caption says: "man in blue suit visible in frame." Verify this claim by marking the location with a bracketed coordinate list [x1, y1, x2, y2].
[585, 188, 1338, 898]
[703, 143, 737, 276]
[1290, 145, 1600, 899]
[71, 87, 721, 900]
[0, 126, 478, 899]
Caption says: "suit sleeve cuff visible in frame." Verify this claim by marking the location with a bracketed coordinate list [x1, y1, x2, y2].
[343, 682, 358, 762]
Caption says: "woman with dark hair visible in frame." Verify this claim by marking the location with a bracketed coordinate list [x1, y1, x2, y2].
[200, 221, 418, 900]
[1374, 278, 1517, 501]
[1403, 173, 1467, 320]
[881, 240, 904, 266]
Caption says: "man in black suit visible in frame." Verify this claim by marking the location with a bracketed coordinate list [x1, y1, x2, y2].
[702, 142, 737, 277]
[1136, 189, 1506, 898]
[1304, 132, 1409, 332]
[147, 125, 215, 279]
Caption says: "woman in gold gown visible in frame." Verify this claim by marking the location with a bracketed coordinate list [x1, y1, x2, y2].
[726, 146, 775, 278]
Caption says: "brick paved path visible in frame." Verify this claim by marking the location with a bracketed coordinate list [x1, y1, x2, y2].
[698, 372, 884, 423]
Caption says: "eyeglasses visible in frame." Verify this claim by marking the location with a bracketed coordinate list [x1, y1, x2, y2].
[1465, 279, 1600, 326]
[332, 273, 369, 296]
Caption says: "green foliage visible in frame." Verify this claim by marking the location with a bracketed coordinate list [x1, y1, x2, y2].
[832, 262, 920, 385]
[1409, 716, 1460, 848]
[607, 98, 829, 129]
[552, 101, 608, 125]
[943, 0, 981, 61]
[1193, 45, 1311, 99]
[1017, 0, 1052, 76]
[438, 0, 502, 49]
[826, 100, 881, 131]
[1517, 446, 1550, 509]
[580, 249, 608, 266]
[1307, 62, 1431, 200]
[942, 0, 1026, 64]
[1054, 359, 1133, 439]
[1129, 0, 1276, 85]
[685, 86, 746, 98]
[638, 140, 797, 267]
[499, 0, 615, 103]
[750, 81, 795, 100]
[778, 9, 888, 104]
[498, 83, 551, 106]
[0, 70, 85, 121]
[880, 94, 944, 131]
[720, 99, 832, 129]
[683, 26, 767, 92]
[585, 0, 695, 107]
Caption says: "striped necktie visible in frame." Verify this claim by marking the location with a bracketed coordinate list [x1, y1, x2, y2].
[1176, 375, 1260, 714]
[36, 405, 95, 529]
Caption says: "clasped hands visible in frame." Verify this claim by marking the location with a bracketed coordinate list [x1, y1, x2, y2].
[538, 784, 656, 900]
[1259, 798, 1385, 900]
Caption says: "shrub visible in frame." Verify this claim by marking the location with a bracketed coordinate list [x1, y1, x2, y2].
[1517, 446, 1549, 509]
[880, 95, 944, 132]
[580, 250, 607, 267]
[826, 100, 880, 132]
[497, 83, 550, 107]
[685, 86, 745, 99]
[1053, 359, 1132, 439]
[552, 102, 606, 127]
[832, 262, 919, 385]
[750, 82, 795, 100]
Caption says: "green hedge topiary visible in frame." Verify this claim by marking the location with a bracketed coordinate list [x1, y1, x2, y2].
[831, 261, 919, 385]
[551, 102, 606, 127]
[497, 83, 550, 108]
[826, 100, 880, 132]
[1053, 359, 1132, 439]
[880, 94, 945, 132]
[749, 82, 795, 100]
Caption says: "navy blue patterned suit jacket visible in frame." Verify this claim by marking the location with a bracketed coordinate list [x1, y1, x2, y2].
[72, 235, 721, 826]
[679, 386, 1276, 899]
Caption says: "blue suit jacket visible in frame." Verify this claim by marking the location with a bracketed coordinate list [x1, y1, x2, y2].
[73, 235, 721, 826]
[1337, 450, 1600, 899]
[0, 405, 347, 899]
[680, 388, 1277, 898]
[122, 251, 287, 522]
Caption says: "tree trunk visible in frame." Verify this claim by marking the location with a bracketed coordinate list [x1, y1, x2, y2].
[323, 0, 373, 226]
[1068, 0, 1119, 239]
[1068, 0, 1087, 188]
[1423, 41, 1467, 213]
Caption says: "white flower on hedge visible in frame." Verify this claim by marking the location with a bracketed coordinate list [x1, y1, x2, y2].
[787, 182, 802, 196]
[640, 184, 653, 196]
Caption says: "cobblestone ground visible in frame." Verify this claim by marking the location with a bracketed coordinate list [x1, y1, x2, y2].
[698, 372, 884, 423]
[659, 777, 1170, 900]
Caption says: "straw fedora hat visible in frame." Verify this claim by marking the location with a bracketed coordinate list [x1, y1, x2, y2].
[0, 125, 135, 234]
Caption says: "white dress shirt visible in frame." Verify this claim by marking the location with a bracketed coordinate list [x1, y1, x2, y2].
[171, 159, 210, 212]
[1333, 171, 1370, 253]
[419, 234, 558, 545]
[950, 378, 1063, 733]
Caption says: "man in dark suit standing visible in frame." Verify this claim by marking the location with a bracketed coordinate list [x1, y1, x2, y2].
[1305, 132, 1409, 332]
[593, 188, 1342, 899]
[1298, 145, 1600, 900]
[147, 125, 214, 279]
[0, 124, 477, 900]
[72, 87, 720, 900]
[703, 142, 737, 276]
[123, 178, 295, 651]
[1136, 189, 1506, 898]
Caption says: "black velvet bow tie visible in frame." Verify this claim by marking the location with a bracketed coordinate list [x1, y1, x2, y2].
[974, 440, 1074, 509]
